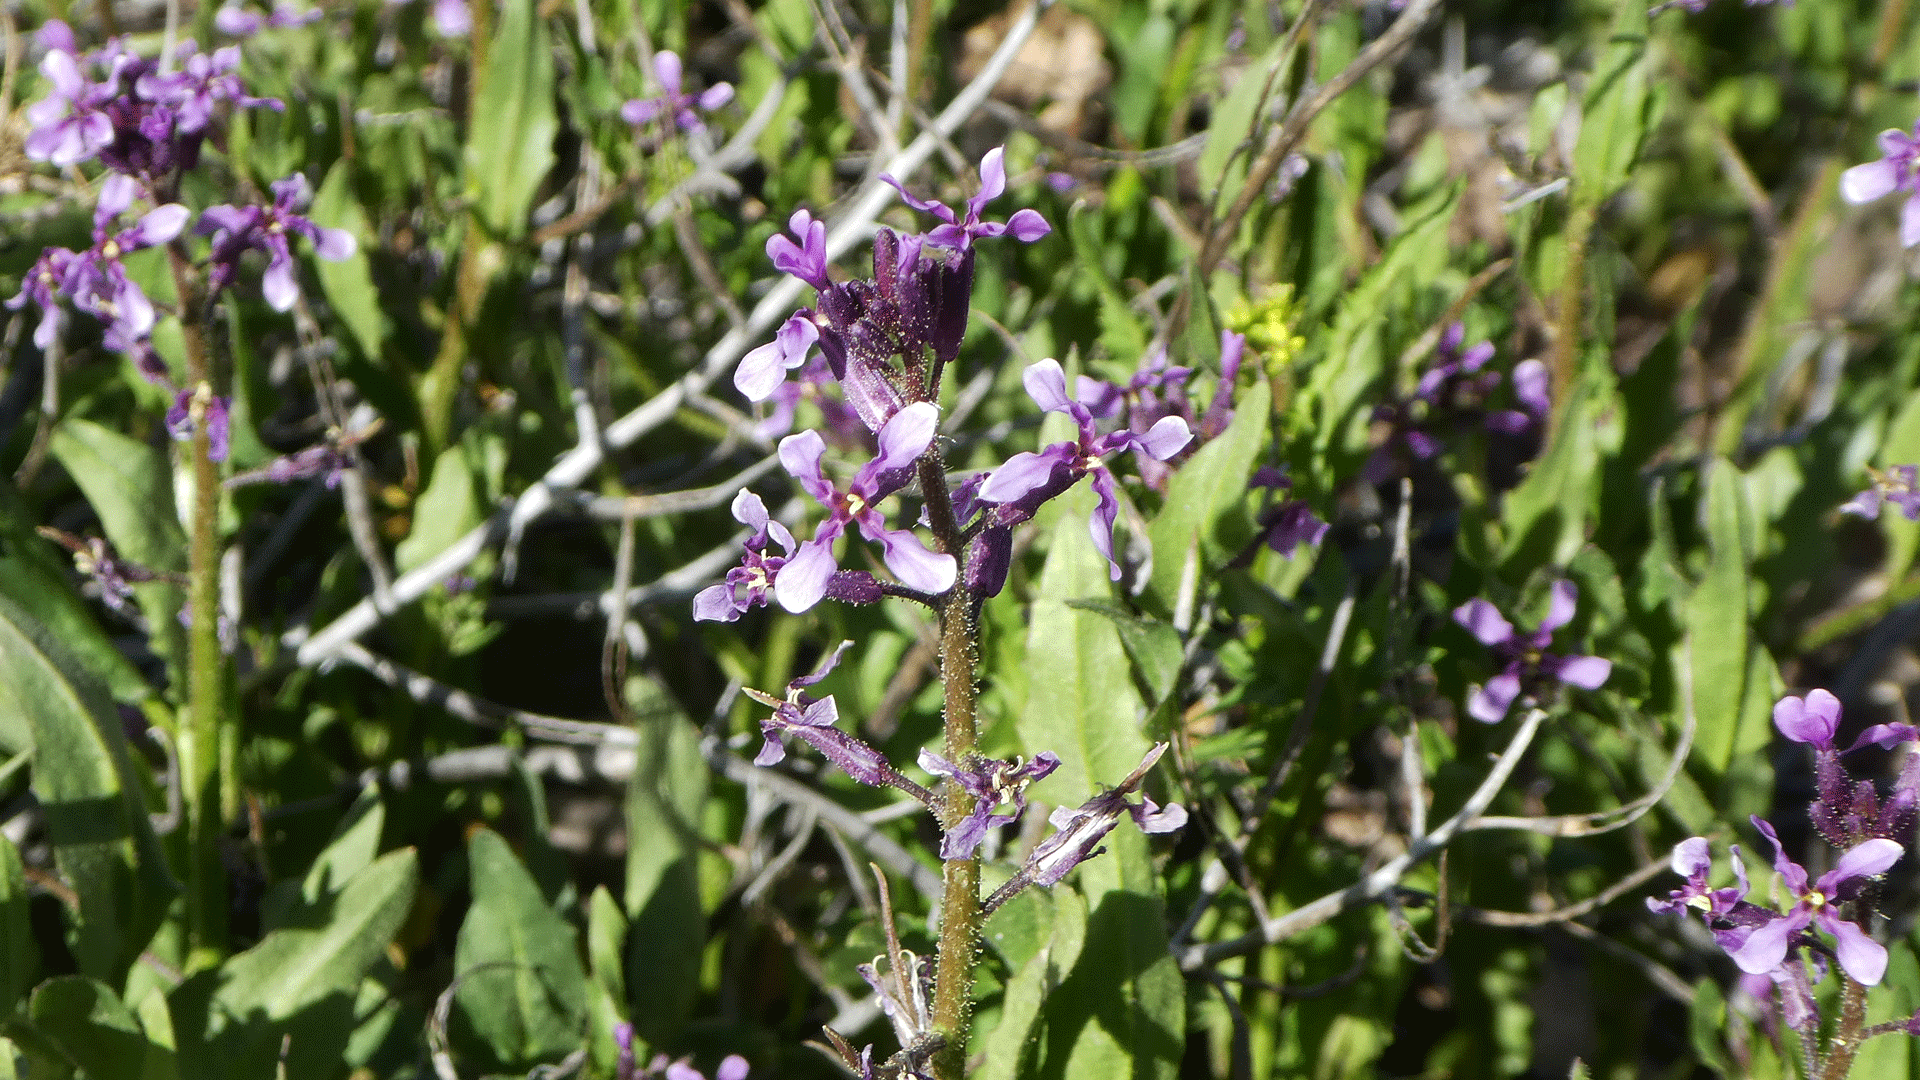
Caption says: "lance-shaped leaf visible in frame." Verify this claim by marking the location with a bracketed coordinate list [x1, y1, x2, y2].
[456, 827, 587, 1068]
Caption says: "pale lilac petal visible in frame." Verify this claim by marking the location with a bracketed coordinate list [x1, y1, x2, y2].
[1904, 195, 1920, 248]
[1512, 359, 1550, 416]
[1006, 208, 1052, 242]
[1131, 797, 1187, 833]
[1841, 159, 1902, 204]
[1822, 912, 1889, 986]
[1540, 579, 1579, 634]
[431, 0, 470, 36]
[775, 540, 836, 613]
[1751, 816, 1810, 896]
[1848, 722, 1920, 751]
[872, 401, 939, 472]
[692, 582, 741, 622]
[134, 204, 193, 246]
[622, 98, 664, 125]
[1553, 655, 1612, 690]
[1671, 837, 1712, 878]
[736, 341, 791, 401]
[979, 449, 1062, 503]
[1774, 690, 1840, 747]
[716, 1055, 750, 1080]
[970, 146, 1008, 219]
[1137, 416, 1192, 460]
[754, 736, 787, 766]
[262, 254, 299, 311]
[1822, 838, 1903, 890]
[918, 749, 959, 779]
[1730, 914, 1803, 976]
[697, 83, 734, 110]
[97, 174, 140, 221]
[1022, 359, 1074, 414]
[652, 51, 684, 96]
[777, 430, 833, 503]
[873, 528, 956, 593]
[731, 488, 771, 531]
[312, 226, 356, 260]
[879, 174, 954, 220]
[1467, 672, 1521, 723]
[1453, 599, 1514, 647]
[1087, 469, 1121, 581]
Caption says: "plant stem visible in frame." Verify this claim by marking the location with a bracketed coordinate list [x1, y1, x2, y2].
[170, 249, 228, 964]
[1820, 975, 1869, 1080]
[918, 447, 981, 1080]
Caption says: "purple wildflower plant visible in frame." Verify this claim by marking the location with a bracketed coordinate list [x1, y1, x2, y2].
[776, 402, 956, 611]
[745, 644, 936, 805]
[622, 51, 733, 134]
[1771, 688, 1920, 853]
[24, 41, 117, 166]
[917, 749, 1061, 859]
[1364, 325, 1547, 485]
[977, 359, 1192, 581]
[225, 441, 352, 489]
[1646, 836, 1751, 920]
[166, 384, 232, 463]
[1451, 580, 1611, 723]
[985, 743, 1186, 912]
[199, 173, 357, 311]
[62, 174, 191, 342]
[37, 527, 178, 617]
[1840, 464, 1920, 522]
[881, 146, 1052, 252]
[214, 0, 324, 37]
[1841, 123, 1920, 246]
[8, 247, 77, 349]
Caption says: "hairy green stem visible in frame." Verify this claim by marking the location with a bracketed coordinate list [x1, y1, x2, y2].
[918, 449, 981, 1080]
[1819, 975, 1869, 1080]
[170, 250, 227, 964]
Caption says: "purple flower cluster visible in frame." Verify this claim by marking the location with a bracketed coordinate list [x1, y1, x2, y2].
[612, 1024, 748, 1080]
[1841, 464, 1920, 522]
[200, 173, 356, 312]
[1364, 323, 1547, 485]
[1653, 689, 1920, 1036]
[1452, 580, 1611, 723]
[214, 1, 323, 37]
[622, 51, 733, 135]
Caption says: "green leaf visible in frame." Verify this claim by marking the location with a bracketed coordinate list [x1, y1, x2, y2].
[48, 419, 188, 675]
[587, 885, 628, 1007]
[0, 834, 33, 1018]
[310, 162, 389, 360]
[1146, 380, 1270, 612]
[1020, 484, 1152, 807]
[211, 847, 419, 1023]
[29, 976, 172, 1080]
[980, 887, 1087, 1080]
[395, 443, 482, 574]
[1, 593, 177, 980]
[1197, 35, 1288, 207]
[463, 0, 557, 239]
[1686, 459, 1752, 776]
[1571, 4, 1652, 205]
[1067, 204, 1148, 364]
[1878, 390, 1920, 580]
[0, 554, 148, 706]
[1501, 355, 1608, 570]
[456, 828, 587, 1067]
[1063, 601, 1183, 708]
[1687, 978, 1736, 1076]
[623, 716, 708, 1047]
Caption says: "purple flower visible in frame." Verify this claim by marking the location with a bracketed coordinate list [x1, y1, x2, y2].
[1774, 688, 1842, 750]
[764, 208, 830, 292]
[24, 45, 116, 166]
[611, 1029, 749, 1080]
[38, 529, 168, 616]
[979, 360, 1191, 580]
[137, 44, 280, 136]
[747, 645, 932, 805]
[1451, 580, 1611, 723]
[777, 402, 956, 610]
[63, 174, 191, 341]
[1730, 816, 1900, 986]
[988, 744, 1185, 909]
[918, 750, 1061, 858]
[214, 1, 323, 36]
[693, 490, 797, 622]
[1841, 124, 1920, 246]
[882, 146, 1052, 251]
[1840, 464, 1920, 522]
[8, 247, 77, 348]
[621, 51, 733, 134]
[166, 384, 232, 462]
[199, 172, 357, 311]
[1249, 466, 1327, 557]
[1647, 837, 1751, 918]
[1364, 326, 1545, 483]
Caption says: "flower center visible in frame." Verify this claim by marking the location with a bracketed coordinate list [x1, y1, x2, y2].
[101, 240, 121, 260]
[845, 492, 867, 516]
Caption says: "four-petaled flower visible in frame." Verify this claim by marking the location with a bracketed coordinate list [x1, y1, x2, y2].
[24, 43, 116, 166]
[918, 749, 1061, 859]
[979, 359, 1191, 580]
[1775, 688, 1842, 751]
[1646, 837, 1751, 918]
[693, 490, 796, 622]
[199, 172, 357, 311]
[622, 51, 733, 134]
[1730, 816, 1901, 986]
[747, 644, 933, 805]
[1841, 123, 1920, 247]
[1452, 580, 1611, 723]
[1840, 464, 1920, 522]
[1250, 466, 1327, 558]
[882, 147, 1052, 251]
[63, 174, 191, 341]
[166, 383, 233, 462]
[777, 402, 956, 611]
[8, 247, 77, 348]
